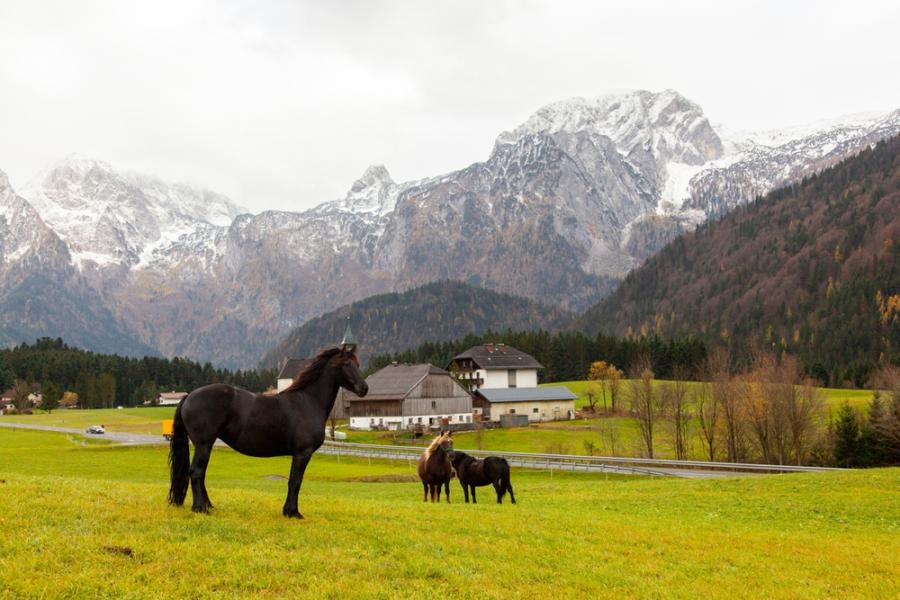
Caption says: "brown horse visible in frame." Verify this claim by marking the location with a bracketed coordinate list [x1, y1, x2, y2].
[417, 431, 453, 503]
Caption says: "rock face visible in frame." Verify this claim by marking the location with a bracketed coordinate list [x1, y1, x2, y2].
[3, 91, 899, 367]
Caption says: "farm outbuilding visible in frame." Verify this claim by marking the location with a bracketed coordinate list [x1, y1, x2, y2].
[474, 387, 576, 423]
[276, 356, 349, 419]
[343, 363, 473, 431]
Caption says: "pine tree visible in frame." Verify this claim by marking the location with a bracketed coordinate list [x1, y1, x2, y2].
[833, 403, 861, 467]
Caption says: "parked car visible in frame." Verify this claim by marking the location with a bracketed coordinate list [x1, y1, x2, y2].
[85, 425, 105, 434]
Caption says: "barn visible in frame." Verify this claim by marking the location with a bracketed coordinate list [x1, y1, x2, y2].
[343, 363, 473, 431]
[473, 386, 577, 423]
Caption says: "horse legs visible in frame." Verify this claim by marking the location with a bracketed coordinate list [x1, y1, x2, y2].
[189, 442, 214, 513]
[422, 482, 429, 503]
[493, 481, 503, 504]
[283, 447, 315, 519]
[443, 479, 451, 503]
[429, 483, 438, 503]
[506, 481, 516, 504]
[471, 485, 477, 504]
[462, 483, 470, 503]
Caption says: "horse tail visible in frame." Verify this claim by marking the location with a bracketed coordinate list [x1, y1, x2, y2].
[499, 459, 514, 503]
[168, 400, 190, 506]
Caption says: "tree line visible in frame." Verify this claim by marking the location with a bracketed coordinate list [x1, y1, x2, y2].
[584, 350, 900, 467]
[367, 329, 709, 383]
[0, 337, 277, 409]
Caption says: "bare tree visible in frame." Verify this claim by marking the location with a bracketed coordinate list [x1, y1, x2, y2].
[694, 379, 719, 461]
[666, 368, 692, 460]
[12, 381, 30, 411]
[629, 355, 660, 458]
[789, 379, 825, 465]
[608, 369, 623, 414]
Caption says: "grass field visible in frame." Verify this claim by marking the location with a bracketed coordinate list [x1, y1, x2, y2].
[543, 380, 877, 411]
[0, 428, 898, 598]
[0, 406, 177, 435]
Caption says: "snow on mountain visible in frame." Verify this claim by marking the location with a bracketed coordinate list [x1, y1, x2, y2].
[4, 90, 899, 367]
[19, 155, 247, 269]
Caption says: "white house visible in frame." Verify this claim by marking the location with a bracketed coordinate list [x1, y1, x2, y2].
[343, 363, 473, 431]
[448, 343, 541, 392]
[157, 391, 188, 406]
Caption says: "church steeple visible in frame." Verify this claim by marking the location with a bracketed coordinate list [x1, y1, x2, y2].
[340, 318, 356, 352]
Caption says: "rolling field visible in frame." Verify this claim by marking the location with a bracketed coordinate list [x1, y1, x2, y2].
[0, 406, 177, 435]
[0, 428, 898, 599]
[543, 380, 877, 411]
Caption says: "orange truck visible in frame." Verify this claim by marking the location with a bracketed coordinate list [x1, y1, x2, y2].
[161, 419, 175, 441]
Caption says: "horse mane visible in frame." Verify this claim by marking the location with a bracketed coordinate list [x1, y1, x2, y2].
[423, 431, 449, 461]
[280, 347, 343, 394]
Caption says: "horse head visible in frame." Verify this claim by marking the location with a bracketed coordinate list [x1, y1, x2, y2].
[334, 348, 368, 397]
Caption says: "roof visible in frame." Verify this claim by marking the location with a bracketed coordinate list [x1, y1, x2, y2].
[277, 358, 312, 380]
[476, 386, 576, 403]
[159, 392, 188, 399]
[344, 363, 453, 402]
[452, 343, 543, 370]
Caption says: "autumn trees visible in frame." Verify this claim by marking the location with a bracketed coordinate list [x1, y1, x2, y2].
[587, 360, 624, 414]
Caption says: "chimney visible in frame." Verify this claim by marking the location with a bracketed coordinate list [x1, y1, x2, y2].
[486, 343, 494, 353]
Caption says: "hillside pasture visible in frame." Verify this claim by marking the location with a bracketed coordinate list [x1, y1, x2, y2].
[0, 428, 898, 598]
[543, 380, 876, 412]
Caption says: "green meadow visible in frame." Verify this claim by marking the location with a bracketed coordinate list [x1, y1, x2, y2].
[543, 380, 877, 411]
[0, 428, 898, 599]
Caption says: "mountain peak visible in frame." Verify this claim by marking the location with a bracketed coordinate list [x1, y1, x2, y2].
[497, 89, 722, 166]
[350, 164, 394, 193]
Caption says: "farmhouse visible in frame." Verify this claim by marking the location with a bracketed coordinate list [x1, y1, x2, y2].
[448, 343, 541, 391]
[276, 358, 312, 393]
[473, 386, 577, 423]
[343, 363, 473, 431]
[276, 356, 349, 419]
[157, 391, 188, 406]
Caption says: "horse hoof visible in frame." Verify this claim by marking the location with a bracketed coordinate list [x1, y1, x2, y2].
[191, 505, 211, 514]
[283, 508, 304, 519]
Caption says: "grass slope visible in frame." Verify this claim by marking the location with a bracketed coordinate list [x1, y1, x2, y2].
[1, 429, 898, 599]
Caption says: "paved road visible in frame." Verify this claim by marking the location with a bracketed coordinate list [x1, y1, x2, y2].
[0, 421, 169, 445]
[0, 421, 735, 478]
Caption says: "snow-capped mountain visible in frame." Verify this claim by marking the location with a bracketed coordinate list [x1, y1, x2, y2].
[20, 155, 247, 269]
[2, 90, 898, 367]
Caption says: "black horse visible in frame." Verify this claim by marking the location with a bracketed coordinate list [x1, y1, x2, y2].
[168, 347, 368, 518]
[448, 450, 516, 504]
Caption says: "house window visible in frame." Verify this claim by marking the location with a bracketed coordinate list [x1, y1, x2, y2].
[431, 401, 436, 409]
[533, 407, 539, 413]
[510, 408, 516, 414]
[508, 370, 517, 388]
[417, 417, 422, 424]
[369, 418, 374, 425]
[408, 418, 413, 424]
[466, 415, 471, 423]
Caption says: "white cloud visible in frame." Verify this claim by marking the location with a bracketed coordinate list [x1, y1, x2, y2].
[0, 0, 898, 212]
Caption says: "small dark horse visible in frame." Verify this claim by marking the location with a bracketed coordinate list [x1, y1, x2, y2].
[417, 431, 453, 503]
[449, 450, 516, 504]
[168, 347, 368, 518]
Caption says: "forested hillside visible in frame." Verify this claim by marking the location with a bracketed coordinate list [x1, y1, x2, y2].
[259, 281, 572, 368]
[576, 136, 900, 386]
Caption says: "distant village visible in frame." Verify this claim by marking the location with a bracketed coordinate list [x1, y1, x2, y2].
[277, 341, 576, 432]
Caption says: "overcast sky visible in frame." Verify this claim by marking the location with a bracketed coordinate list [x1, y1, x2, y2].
[1, 0, 898, 213]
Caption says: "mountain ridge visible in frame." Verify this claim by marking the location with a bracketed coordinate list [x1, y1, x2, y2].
[3, 90, 899, 366]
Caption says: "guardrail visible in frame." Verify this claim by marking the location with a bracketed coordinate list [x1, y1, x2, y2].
[320, 440, 845, 478]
